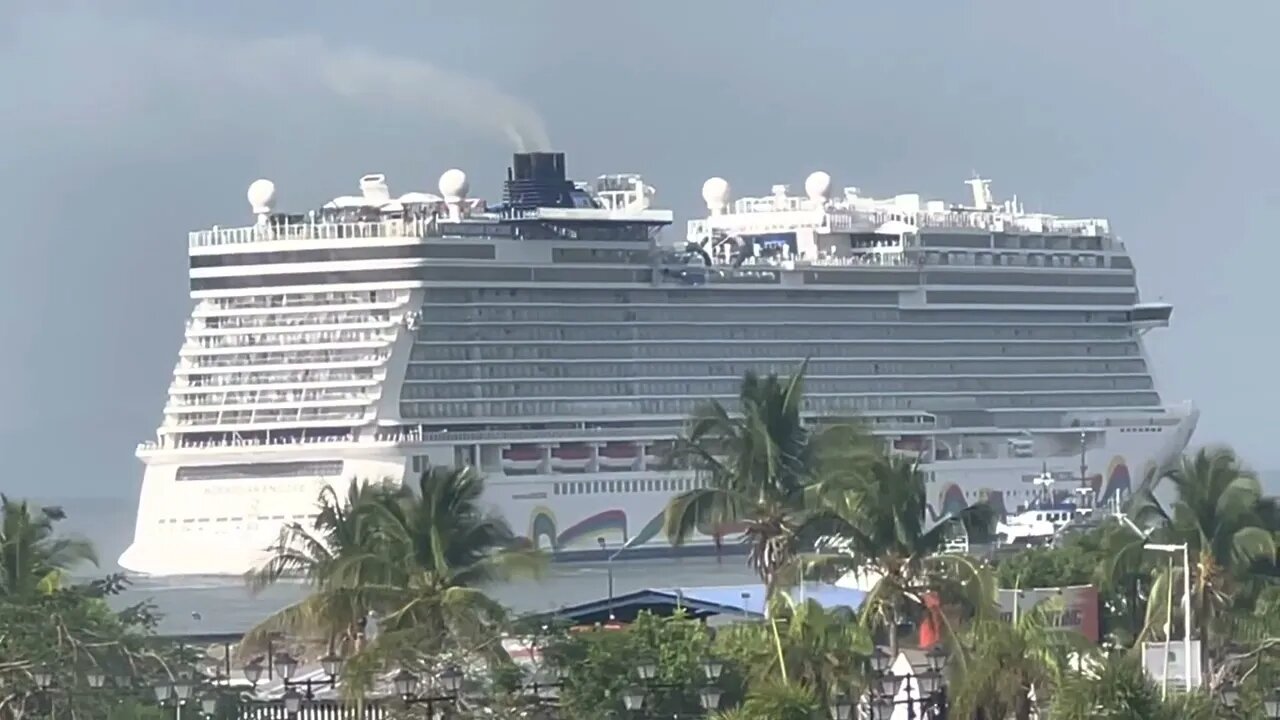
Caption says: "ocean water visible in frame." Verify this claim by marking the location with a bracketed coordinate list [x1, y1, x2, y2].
[42, 495, 756, 636]
[35, 470, 1280, 637]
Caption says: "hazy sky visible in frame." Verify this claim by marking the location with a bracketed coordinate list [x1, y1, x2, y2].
[3, 1, 1278, 499]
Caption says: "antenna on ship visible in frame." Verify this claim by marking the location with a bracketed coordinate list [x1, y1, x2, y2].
[246, 179, 276, 225]
[965, 176, 992, 210]
[439, 168, 470, 221]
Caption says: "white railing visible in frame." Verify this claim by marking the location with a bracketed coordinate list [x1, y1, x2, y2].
[189, 219, 433, 249]
[137, 416, 946, 454]
[694, 205, 1111, 239]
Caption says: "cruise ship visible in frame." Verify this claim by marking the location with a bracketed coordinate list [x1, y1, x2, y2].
[118, 151, 1197, 576]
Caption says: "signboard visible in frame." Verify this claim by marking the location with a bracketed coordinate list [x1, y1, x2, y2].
[997, 585, 1100, 643]
[1142, 641, 1202, 689]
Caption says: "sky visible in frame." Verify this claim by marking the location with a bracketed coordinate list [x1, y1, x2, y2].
[2, 1, 1278, 499]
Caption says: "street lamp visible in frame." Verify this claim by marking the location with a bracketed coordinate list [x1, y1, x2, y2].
[154, 683, 173, 704]
[623, 657, 725, 715]
[870, 646, 949, 720]
[85, 669, 107, 690]
[396, 665, 464, 716]
[828, 694, 853, 720]
[1265, 688, 1280, 720]
[200, 696, 218, 716]
[1145, 542, 1193, 692]
[870, 647, 892, 674]
[242, 660, 264, 686]
[1221, 684, 1240, 709]
[282, 688, 303, 716]
[622, 685, 647, 711]
[698, 685, 722, 712]
[173, 675, 194, 703]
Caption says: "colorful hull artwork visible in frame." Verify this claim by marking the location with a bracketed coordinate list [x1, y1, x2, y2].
[526, 507, 748, 552]
[935, 456, 1134, 518]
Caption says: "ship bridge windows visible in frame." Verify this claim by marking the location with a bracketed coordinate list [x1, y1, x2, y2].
[405, 357, 1148, 381]
[401, 374, 1155, 402]
[400, 390, 1160, 421]
[175, 460, 344, 482]
[414, 322, 1134, 344]
[410, 340, 1141, 363]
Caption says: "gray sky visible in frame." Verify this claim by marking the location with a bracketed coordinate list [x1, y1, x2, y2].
[3, 1, 1278, 499]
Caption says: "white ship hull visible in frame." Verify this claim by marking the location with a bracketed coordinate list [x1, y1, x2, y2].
[119, 407, 1197, 576]
[123, 153, 1195, 578]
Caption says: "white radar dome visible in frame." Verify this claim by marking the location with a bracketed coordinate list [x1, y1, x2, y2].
[804, 171, 832, 203]
[701, 176, 730, 211]
[438, 169, 469, 201]
[247, 178, 276, 215]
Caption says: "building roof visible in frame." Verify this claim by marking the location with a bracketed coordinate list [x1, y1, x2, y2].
[550, 583, 867, 624]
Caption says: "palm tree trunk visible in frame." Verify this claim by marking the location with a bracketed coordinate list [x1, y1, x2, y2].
[887, 611, 900, 661]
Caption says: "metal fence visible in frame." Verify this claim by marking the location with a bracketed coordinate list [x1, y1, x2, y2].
[237, 701, 389, 719]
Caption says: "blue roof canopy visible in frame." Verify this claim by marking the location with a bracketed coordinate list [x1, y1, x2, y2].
[549, 583, 867, 625]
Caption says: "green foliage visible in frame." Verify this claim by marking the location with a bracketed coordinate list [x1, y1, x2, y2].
[1130, 446, 1278, 676]
[0, 499, 189, 720]
[245, 467, 544, 692]
[799, 454, 998, 652]
[948, 595, 1087, 720]
[663, 361, 876, 594]
[1049, 652, 1217, 720]
[714, 597, 871, 701]
[0, 495, 97, 597]
[735, 681, 821, 720]
[545, 611, 715, 719]
[995, 519, 1152, 645]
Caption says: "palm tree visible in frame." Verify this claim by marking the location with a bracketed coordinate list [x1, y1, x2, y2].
[947, 595, 1086, 720]
[798, 455, 996, 656]
[244, 480, 404, 655]
[1128, 446, 1277, 683]
[1048, 652, 1217, 720]
[0, 495, 97, 597]
[715, 595, 873, 698]
[366, 465, 545, 661]
[662, 363, 875, 596]
[245, 466, 542, 670]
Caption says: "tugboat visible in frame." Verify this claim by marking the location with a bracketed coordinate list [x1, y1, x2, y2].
[995, 469, 1097, 546]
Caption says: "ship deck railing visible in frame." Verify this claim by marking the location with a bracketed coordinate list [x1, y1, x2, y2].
[137, 416, 947, 453]
[189, 219, 435, 248]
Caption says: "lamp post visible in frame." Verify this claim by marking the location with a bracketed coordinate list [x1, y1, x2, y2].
[153, 673, 195, 720]
[867, 645, 949, 720]
[621, 657, 724, 716]
[597, 536, 636, 621]
[1145, 542, 1193, 692]
[270, 651, 344, 699]
[395, 664, 464, 718]
[242, 652, 343, 719]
